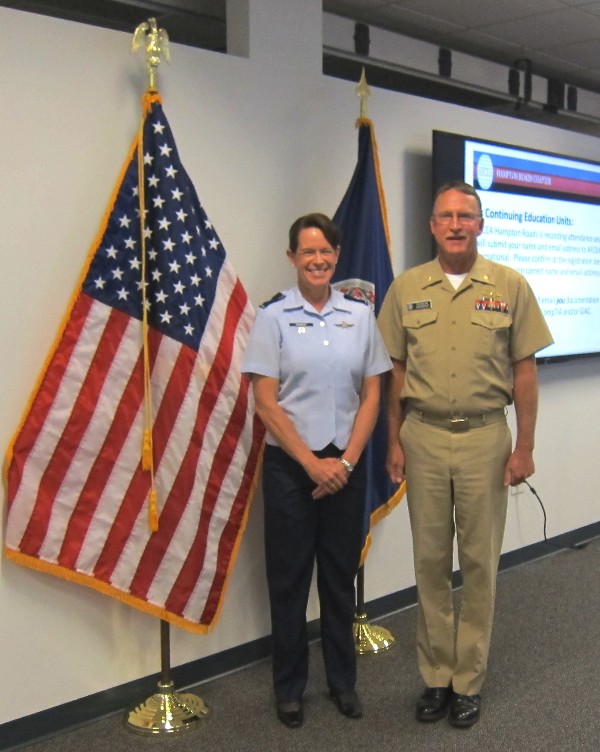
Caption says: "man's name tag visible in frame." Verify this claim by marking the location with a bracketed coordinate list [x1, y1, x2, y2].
[407, 300, 432, 311]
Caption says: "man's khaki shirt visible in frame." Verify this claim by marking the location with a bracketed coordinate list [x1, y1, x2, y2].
[378, 255, 554, 415]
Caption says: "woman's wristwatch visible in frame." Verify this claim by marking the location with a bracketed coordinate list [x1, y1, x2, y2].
[338, 457, 355, 474]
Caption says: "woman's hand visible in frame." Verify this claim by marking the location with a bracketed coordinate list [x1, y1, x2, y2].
[306, 456, 350, 499]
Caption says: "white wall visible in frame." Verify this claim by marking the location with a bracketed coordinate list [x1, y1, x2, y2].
[1, 0, 598, 726]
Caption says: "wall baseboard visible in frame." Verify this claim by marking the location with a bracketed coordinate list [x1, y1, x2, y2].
[2, 521, 598, 750]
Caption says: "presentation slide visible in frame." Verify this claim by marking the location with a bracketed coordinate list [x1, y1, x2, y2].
[463, 140, 600, 360]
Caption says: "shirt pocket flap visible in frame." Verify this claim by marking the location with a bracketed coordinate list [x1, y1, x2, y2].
[471, 310, 512, 330]
[403, 309, 438, 329]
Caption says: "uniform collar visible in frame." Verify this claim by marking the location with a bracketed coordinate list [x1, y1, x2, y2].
[419, 259, 445, 289]
[467, 255, 498, 287]
[283, 286, 352, 315]
[419, 255, 498, 289]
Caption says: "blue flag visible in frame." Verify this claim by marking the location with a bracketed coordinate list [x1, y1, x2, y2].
[332, 118, 405, 561]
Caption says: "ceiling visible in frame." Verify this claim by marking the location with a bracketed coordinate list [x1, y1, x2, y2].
[5, 0, 600, 96]
[2, 0, 227, 51]
[323, 0, 600, 96]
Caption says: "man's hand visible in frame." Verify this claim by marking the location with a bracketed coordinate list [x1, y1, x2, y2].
[386, 443, 405, 485]
[504, 447, 535, 487]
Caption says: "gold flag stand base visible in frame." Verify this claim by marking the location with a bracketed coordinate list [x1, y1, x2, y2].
[354, 565, 395, 655]
[125, 620, 209, 735]
[354, 612, 395, 655]
[354, 612, 395, 654]
[126, 679, 208, 734]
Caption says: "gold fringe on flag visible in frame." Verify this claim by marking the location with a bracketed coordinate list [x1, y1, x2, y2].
[138, 91, 163, 533]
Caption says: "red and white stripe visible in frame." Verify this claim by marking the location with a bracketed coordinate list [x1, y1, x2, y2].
[6, 258, 264, 629]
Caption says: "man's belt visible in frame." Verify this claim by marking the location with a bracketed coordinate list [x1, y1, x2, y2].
[407, 407, 507, 432]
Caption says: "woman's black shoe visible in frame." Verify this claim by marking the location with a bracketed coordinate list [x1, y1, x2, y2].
[276, 701, 303, 728]
[329, 689, 363, 718]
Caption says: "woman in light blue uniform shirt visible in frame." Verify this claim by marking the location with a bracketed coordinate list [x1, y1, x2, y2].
[242, 213, 391, 729]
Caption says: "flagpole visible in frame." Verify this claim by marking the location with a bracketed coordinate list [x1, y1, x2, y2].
[351, 68, 395, 656]
[125, 19, 208, 734]
[354, 568, 395, 654]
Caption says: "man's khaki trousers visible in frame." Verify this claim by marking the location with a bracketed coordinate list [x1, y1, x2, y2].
[401, 413, 511, 696]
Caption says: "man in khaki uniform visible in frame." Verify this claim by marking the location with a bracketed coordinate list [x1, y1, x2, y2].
[378, 181, 553, 728]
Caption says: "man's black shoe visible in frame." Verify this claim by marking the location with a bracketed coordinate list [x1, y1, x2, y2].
[329, 689, 363, 719]
[416, 686, 451, 722]
[449, 693, 481, 728]
[276, 700, 303, 728]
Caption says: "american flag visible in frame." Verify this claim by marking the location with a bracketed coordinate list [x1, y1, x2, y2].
[5, 93, 264, 632]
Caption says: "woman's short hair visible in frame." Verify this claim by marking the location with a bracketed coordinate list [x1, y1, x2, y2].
[288, 213, 341, 252]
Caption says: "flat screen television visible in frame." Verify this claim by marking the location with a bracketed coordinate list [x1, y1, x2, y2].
[432, 130, 600, 363]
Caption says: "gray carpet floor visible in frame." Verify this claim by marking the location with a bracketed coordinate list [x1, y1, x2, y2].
[22, 538, 600, 752]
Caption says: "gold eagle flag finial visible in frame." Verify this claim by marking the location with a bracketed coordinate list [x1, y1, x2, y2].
[131, 17, 170, 92]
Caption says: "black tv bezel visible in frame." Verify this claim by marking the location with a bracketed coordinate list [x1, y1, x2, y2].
[432, 129, 600, 365]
